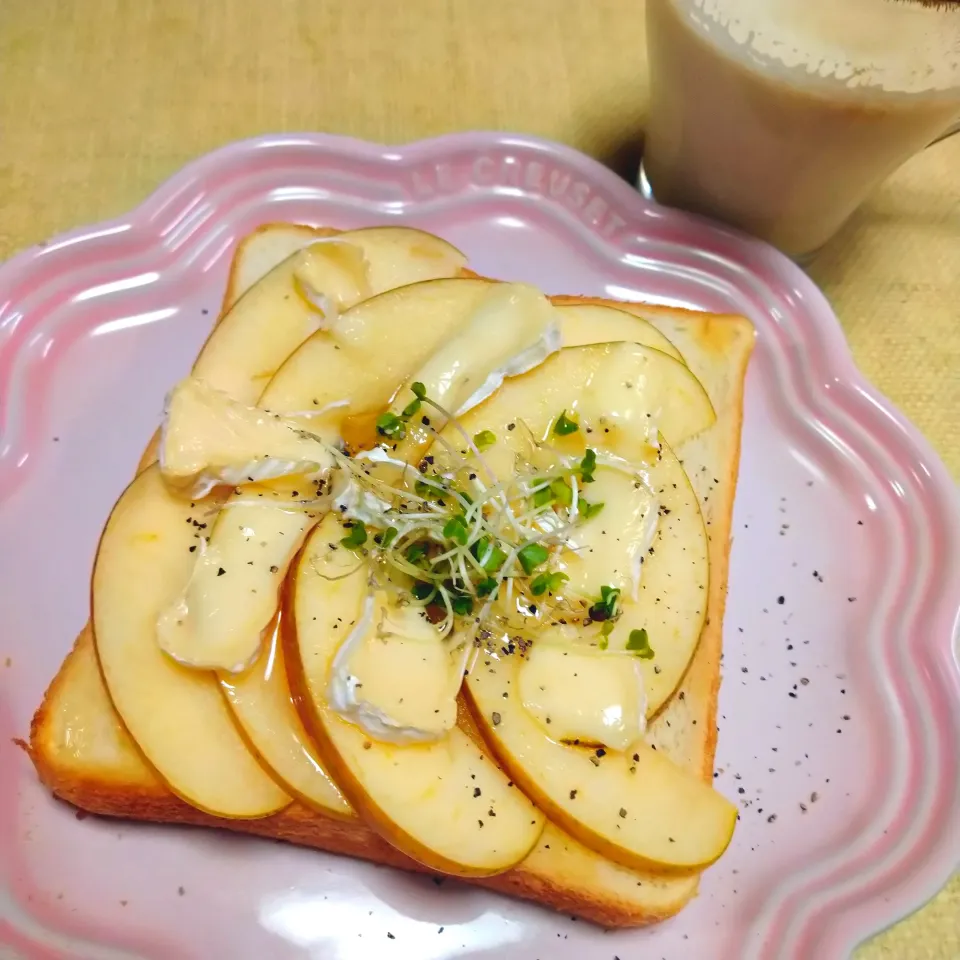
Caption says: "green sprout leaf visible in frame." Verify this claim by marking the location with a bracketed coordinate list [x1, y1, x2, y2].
[550, 478, 573, 507]
[376, 412, 406, 439]
[411, 581, 434, 601]
[340, 521, 368, 549]
[588, 584, 620, 622]
[552, 410, 579, 436]
[406, 542, 428, 564]
[451, 594, 474, 616]
[380, 526, 398, 549]
[473, 430, 496, 452]
[627, 628, 655, 659]
[476, 577, 498, 598]
[579, 448, 597, 483]
[533, 484, 554, 508]
[443, 516, 469, 545]
[530, 571, 569, 597]
[411, 381, 427, 400]
[581, 500, 605, 519]
[402, 397, 421, 418]
[517, 542, 549, 575]
[471, 537, 507, 572]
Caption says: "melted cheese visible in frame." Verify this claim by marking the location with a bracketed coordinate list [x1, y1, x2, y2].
[156, 486, 319, 673]
[159, 377, 333, 498]
[558, 467, 659, 601]
[332, 477, 394, 528]
[517, 644, 647, 752]
[394, 282, 561, 424]
[327, 593, 464, 743]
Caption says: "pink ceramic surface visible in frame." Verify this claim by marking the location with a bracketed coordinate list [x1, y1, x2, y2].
[1, 133, 958, 960]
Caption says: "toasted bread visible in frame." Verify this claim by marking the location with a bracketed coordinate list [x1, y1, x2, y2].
[24, 225, 754, 927]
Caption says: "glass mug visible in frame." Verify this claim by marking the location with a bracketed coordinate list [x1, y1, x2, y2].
[640, 0, 960, 261]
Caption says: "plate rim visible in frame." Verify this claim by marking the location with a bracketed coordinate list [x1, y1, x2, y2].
[0, 130, 958, 960]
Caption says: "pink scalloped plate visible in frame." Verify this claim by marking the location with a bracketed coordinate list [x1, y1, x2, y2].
[1, 133, 958, 960]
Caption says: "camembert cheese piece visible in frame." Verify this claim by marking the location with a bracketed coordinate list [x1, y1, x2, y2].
[327, 592, 464, 744]
[518, 643, 647, 752]
[387, 283, 561, 451]
[156, 482, 319, 673]
[159, 377, 334, 498]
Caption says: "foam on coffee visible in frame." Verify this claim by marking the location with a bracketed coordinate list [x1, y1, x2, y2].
[694, 0, 960, 93]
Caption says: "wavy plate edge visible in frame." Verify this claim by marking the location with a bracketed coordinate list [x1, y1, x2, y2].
[0, 132, 957, 960]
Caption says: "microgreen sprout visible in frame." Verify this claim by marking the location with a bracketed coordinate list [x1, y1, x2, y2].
[579, 448, 597, 483]
[532, 482, 554, 508]
[551, 478, 573, 507]
[530, 571, 569, 597]
[411, 581, 435, 601]
[451, 594, 474, 616]
[406, 542, 428, 564]
[473, 429, 496, 452]
[399, 381, 427, 417]
[376, 413, 405, 439]
[324, 383, 648, 647]
[627, 627, 655, 659]
[552, 410, 579, 436]
[517, 542, 550, 575]
[380, 526, 398, 549]
[340, 521, 368, 549]
[588, 585, 621, 622]
[597, 619, 616, 650]
[471, 537, 507, 572]
[443, 515, 469, 545]
[476, 577, 498, 598]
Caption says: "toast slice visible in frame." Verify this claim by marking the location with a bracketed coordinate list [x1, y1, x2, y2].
[24, 227, 754, 927]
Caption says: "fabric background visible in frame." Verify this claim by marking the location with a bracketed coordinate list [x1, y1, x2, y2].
[1, 2, 957, 955]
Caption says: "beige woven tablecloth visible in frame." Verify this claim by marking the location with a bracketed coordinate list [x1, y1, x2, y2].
[1, 2, 957, 956]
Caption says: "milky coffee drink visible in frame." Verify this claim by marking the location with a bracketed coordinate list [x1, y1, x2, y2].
[643, 0, 960, 258]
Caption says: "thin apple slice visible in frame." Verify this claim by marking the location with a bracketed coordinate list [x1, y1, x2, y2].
[554, 302, 686, 364]
[265, 276, 494, 441]
[464, 650, 736, 872]
[192, 239, 368, 403]
[228, 225, 467, 303]
[545, 341, 714, 449]
[91, 466, 290, 818]
[555, 447, 709, 715]
[330, 226, 467, 297]
[442, 341, 713, 469]
[162, 278, 494, 674]
[193, 227, 468, 404]
[224, 224, 339, 311]
[283, 516, 545, 877]
[219, 613, 354, 819]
